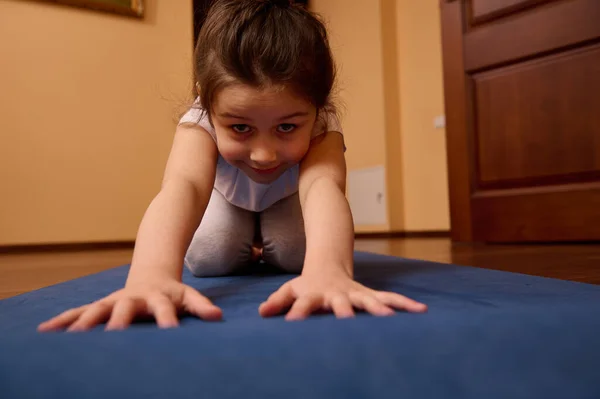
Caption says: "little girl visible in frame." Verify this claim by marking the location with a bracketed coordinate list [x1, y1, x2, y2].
[39, 0, 427, 332]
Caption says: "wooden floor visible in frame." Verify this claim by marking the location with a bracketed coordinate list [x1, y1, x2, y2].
[1, 238, 599, 300]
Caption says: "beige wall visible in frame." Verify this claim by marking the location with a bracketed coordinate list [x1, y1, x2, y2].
[395, 0, 450, 231]
[1, 0, 448, 246]
[312, 0, 388, 171]
[0, 0, 194, 245]
[312, 0, 450, 232]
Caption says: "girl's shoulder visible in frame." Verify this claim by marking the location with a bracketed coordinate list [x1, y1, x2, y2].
[312, 109, 343, 139]
[178, 100, 216, 141]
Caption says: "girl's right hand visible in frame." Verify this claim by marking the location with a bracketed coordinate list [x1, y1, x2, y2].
[37, 279, 222, 332]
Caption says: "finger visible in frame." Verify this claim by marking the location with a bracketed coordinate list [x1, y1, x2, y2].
[67, 302, 114, 332]
[38, 306, 88, 332]
[285, 295, 323, 321]
[259, 283, 295, 317]
[105, 298, 140, 331]
[147, 294, 179, 329]
[349, 292, 394, 317]
[330, 294, 355, 319]
[375, 291, 428, 313]
[182, 288, 223, 321]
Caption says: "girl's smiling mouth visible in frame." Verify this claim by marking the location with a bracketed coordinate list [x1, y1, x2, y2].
[251, 165, 281, 175]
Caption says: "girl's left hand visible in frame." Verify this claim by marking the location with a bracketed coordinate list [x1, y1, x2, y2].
[258, 269, 427, 320]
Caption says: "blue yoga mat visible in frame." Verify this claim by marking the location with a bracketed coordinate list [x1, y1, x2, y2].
[1, 251, 599, 398]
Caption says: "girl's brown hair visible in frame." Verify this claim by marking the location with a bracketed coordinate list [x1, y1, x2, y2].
[193, 0, 337, 123]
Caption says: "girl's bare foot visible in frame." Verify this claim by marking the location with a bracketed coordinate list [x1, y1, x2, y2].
[251, 245, 263, 262]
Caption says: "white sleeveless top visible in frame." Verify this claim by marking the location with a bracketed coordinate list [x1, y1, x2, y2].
[178, 105, 344, 212]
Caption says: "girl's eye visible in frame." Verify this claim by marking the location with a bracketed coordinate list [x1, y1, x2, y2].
[231, 124, 251, 134]
[277, 124, 296, 133]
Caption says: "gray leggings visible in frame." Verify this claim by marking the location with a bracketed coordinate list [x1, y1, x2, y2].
[184, 189, 306, 276]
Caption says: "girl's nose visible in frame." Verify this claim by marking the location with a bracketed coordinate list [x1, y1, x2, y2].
[250, 145, 277, 166]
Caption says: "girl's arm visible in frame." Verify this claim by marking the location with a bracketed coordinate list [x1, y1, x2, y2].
[297, 132, 354, 278]
[126, 123, 218, 284]
[38, 123, 222, 332]
[259, 131, 427, 320]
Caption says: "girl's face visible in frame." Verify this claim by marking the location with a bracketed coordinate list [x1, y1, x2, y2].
[211, 84, 317, 184]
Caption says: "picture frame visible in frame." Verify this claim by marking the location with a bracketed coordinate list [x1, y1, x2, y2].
[25, 0, 144, 18]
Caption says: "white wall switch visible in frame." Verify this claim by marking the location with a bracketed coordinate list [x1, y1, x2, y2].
[348, 166, 388, 225]
[434, 115, 446, 129]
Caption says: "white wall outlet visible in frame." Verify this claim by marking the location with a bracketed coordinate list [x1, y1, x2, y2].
[434, 115, 446, 129]
[347, 166, 388, 225]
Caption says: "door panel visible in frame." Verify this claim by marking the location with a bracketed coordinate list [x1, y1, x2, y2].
[473, 183, 600, 241]
[470, 0, 553, 25]
[473, 45, 600, 187]
[440, 0, 600, 242]
[464, 0, 600, 72]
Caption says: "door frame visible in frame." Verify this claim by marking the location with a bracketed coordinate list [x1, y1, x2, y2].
[440, 0, 474, 242]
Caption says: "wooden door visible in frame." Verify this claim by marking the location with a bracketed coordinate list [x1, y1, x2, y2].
[440, 0, 600, 243]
